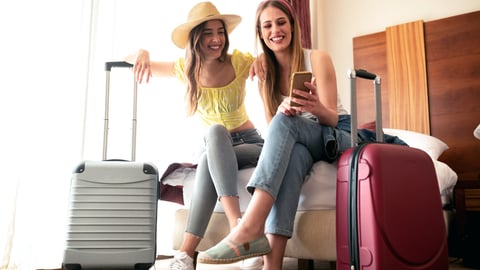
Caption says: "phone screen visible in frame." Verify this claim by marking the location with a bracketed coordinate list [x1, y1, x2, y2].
[289, 71, 312, 107]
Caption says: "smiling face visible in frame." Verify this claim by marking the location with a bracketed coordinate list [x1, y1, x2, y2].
[258, 5, 292, 53]
[199, 19, 227, 60]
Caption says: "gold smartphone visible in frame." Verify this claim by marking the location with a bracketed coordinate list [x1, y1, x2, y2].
[289, 71, 312, 106]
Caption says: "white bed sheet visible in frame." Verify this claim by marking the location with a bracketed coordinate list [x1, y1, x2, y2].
[164, 157, 457, 212]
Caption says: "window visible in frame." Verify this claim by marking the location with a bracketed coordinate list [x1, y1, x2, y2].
[0, 1, 263, 268]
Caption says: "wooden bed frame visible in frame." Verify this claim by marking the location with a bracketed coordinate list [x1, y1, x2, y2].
[354, 10, 480, 180]
[169, 11, 480, 270]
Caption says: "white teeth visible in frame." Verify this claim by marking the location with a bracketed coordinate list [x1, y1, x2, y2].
[271, 36, 283, 42]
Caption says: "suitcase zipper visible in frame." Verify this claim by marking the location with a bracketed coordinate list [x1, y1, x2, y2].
[348, 143, 367, 270]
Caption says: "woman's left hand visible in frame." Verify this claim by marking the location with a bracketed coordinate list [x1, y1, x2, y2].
[284, 78, 322, 116]
[277, 97, 300, 116]
[291, 80, 320, 112]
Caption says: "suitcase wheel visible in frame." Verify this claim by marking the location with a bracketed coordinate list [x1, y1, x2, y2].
[62, 263, 81, 270]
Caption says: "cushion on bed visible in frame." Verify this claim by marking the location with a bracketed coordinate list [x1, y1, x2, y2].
[357, 122, 448, 160]
[359, 121, 377, 131]
[383, 128, 448, 160]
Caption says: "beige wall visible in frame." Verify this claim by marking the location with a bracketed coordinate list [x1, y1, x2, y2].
[310, 0, 480, 112]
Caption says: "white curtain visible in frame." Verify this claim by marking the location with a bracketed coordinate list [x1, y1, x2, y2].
[0, 1, 88, 268]
[0, 1, 263, 269]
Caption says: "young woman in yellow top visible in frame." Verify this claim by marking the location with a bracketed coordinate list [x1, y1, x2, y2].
[126, 2, 264, 270]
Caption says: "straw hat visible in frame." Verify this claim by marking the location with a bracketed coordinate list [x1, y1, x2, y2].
[171, 2, 242, 49]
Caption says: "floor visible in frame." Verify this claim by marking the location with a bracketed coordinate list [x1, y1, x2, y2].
[152, 256, 476, 270]
[151, 203, 479, 270]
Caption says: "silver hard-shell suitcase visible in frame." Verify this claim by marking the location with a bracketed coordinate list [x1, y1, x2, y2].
[63, 62, 158, 270]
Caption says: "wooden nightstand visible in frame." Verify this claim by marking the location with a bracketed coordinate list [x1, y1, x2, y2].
[453, 178, 480, 268]
[454, 179, 480, 236]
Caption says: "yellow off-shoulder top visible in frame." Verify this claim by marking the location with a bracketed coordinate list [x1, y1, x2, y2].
[174, 49, 254, 130]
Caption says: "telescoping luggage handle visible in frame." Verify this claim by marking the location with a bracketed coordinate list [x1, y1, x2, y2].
[347, 69, 383, 270]
[103, 61, 137, 161]
[347, 69, 383, 147]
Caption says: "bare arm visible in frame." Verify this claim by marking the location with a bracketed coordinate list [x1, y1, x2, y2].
[257, 80, 274, 125]
[124, 49, 176, 83]
[310, 50, 339, 126]
[249, 53, 266, 82]
[290, 50, 339, 127]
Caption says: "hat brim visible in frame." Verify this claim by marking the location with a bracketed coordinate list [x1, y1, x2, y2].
[171, 14, 241, 49]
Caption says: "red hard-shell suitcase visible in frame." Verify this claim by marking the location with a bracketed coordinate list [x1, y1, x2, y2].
[335, 69, 448, 270]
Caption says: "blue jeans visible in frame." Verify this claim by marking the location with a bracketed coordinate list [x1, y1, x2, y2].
[186, 124, 264, 237]
[247, 113, 352, 237]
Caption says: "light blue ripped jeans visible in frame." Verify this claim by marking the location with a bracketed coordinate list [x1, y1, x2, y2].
[247, 113, 352, 237]
[186, 124, 264, 237]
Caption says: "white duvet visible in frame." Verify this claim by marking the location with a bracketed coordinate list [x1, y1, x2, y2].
[164, 157, 457, 212]
[163, 129, 458, 212]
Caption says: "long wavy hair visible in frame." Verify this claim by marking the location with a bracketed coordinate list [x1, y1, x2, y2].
[184, 20, 230, 116]
[255, 0, 305, 119]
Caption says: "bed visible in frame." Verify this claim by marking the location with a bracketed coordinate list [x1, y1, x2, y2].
[163, 128, 458, 261]
[159, 10, 480, 269]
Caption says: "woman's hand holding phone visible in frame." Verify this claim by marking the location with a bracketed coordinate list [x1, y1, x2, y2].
[278, 71, 321, 116]
[289, 71, 312, 107]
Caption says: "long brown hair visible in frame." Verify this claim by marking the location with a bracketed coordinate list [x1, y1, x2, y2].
[184, 20, 230, 116]
[255, 0, 305, 119]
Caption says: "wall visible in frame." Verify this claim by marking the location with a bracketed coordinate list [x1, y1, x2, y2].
[311, 0, 480, 111]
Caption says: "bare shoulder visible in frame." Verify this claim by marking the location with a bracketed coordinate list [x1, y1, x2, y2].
[309, 49, 336, 80]
[309, 49, 333, 63]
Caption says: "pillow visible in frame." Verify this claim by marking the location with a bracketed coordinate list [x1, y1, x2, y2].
[359, 121, 376, 131]
[383, 128, 448, 160]
[432, 159, 458, 196]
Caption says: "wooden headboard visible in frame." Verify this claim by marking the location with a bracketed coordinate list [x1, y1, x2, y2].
[353, 11, 480, 180]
